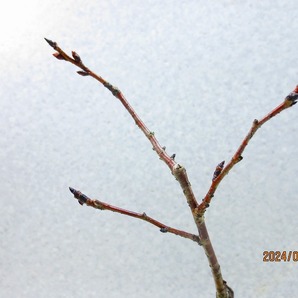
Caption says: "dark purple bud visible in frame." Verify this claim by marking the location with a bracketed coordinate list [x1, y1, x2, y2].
[284, 86, 298, 106]
[53, 52, 65, 60]
[72, 51, 82, 63]
[69, 187, 76, 194]
[212, 160, 225, 181]
[77, 71, 90, 76]
[160, 227, 168, 233]
[44, 38, 57, 49]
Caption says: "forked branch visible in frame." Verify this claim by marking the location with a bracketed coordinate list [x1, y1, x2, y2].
[197, 87, 298, 215]
[46, 37, 297, 298]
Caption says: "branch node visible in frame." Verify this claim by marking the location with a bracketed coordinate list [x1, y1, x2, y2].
[77, 71, 90, 76]
[72, 51, 82, 63]
[160, 227, 168, 233]
[253, 119, 259, 125]
[237, 155, 243, 162]
[285, 86, 298, 106]
[103, 82, 121, 97]
[194, 235, 202, 245]
[212, 161, 225, 181]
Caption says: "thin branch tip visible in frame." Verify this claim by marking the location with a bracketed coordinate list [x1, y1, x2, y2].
[44, 37, 57, 49]
[53, 52, 65, 60]
[69, 186, 76, 194]
[160, 227, 168, 233]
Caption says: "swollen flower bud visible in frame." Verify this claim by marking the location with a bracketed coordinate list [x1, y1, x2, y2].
[52, 52, 65, 60]
[285, 86, 298, 107]
[77, 71, 89, 76]
[72, 51, 82, 63]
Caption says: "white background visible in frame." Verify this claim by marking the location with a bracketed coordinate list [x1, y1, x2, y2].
[1, 1, 297, 297]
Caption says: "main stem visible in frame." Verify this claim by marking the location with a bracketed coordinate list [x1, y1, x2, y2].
[53, 38, 298, 297]
[199, 219, 231, 298]
[46, 38, 297, 298]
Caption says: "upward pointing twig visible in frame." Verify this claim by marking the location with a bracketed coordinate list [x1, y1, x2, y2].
[197, 85, 298, 215]
[45, 37, 199, 222]
[46, 38, 296, 298]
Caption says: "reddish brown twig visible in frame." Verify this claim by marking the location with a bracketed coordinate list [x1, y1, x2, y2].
[44, 37, 235, 297]
[44, 37, 199, 231]
[197, 86, 298, 215]
[44, 38, 175, 169]
[69, 187, 200, 244]
[46, 38, 296, 298]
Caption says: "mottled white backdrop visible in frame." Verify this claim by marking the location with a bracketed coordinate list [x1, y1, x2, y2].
[1, 1, 297, 297]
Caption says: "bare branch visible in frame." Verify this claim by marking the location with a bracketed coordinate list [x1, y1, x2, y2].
[198, 86, 298, 214]
[44, 38, 175, 170]
[46, 39, 295, 298]
[45, 38, 235, 297]
[69, 187, 201, 244]
[44, 37, 199, 221]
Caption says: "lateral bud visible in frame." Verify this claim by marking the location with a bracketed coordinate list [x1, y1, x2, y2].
[212, 160, 225, 181]
[170, 153, 176, 160]
[77, 71, 90, 76]
[72, 51, 82, 63]
[53, 52, 65, 60]
[78, 193, 88, 205]
[285, 85, 298, 106]
[160, 227, 168, 233]
[103, 82, 121, 97]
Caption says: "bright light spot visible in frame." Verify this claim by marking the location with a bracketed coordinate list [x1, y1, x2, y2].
[0, 1, 41, 42]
